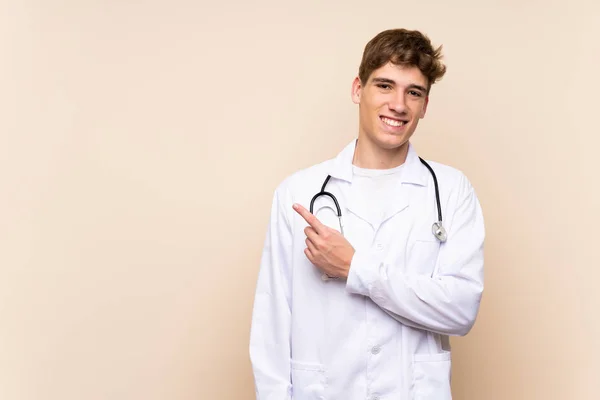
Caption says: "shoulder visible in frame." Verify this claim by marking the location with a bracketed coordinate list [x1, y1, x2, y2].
[425, 160, 470, 185]
[421, 159, 479, 202]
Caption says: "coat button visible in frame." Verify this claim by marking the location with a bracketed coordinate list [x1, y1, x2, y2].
[371, 345, 381, 354]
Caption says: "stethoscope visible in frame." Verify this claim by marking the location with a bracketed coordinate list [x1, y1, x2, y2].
[309, 157, 447, 243]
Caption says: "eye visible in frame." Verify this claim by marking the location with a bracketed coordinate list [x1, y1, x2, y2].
[409, 90, 423, 97]
[376, 84, 392, 90]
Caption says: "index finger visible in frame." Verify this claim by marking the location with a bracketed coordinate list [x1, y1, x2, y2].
[293, 203, 325, 233]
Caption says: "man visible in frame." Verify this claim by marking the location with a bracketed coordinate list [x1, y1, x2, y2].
[249, 28, 485, 400]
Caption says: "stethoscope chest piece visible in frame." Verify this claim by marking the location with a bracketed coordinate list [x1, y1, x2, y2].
[432, 221, 447, 243]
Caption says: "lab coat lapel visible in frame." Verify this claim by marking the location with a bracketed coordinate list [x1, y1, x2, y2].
[345, 172, 410, 229]
[382, 145, 431, 225]
[345, 184, 383, 228]
[326, 139, 429, 229]
[326, 140, 377, 227]
[380, 179, 410, 223]
[379, 146, 431, 224]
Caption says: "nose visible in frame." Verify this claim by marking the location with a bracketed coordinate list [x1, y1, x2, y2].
[388, 93, 407, 114]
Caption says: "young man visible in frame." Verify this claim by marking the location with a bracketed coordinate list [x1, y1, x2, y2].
[249, 29, 485, 400]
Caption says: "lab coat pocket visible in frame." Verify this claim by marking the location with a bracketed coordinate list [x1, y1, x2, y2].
[412, 352, 452, 400]
[408, 238, 441, 276]
[291, 359, 327, 399]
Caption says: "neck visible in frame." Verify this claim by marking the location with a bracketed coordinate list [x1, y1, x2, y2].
[352, 138, 409, 169]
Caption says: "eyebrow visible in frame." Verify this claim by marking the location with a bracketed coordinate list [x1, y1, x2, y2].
[372, 77, 428, 93]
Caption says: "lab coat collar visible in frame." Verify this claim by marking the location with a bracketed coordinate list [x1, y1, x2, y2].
[328, 139, 430, 187]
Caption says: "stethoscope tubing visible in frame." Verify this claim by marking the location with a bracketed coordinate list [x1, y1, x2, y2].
[309, 158, 446, 242]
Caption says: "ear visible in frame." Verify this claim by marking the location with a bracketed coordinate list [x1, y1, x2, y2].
[351, 76, 362, 104]
[419, 96, 429, 118]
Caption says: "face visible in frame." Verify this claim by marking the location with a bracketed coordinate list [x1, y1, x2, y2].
[352, 62, 429, 152]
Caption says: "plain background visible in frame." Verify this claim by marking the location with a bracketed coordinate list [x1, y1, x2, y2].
[1, 1, 599, 399]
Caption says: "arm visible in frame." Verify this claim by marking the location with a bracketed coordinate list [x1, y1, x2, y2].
[345, 174, 485, 336]
[249, 186, 293, 399]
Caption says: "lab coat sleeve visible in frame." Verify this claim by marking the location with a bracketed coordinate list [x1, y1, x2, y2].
[249, 184, 294, 400]
[345, 173, 485, 336]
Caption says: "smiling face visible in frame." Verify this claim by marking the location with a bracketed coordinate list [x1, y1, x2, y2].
[352, 62, 429, 153]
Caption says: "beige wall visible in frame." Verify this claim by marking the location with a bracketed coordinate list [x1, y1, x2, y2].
[1, 1, 599, 399]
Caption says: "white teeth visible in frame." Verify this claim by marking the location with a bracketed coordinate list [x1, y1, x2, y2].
[382, 117, 405, 127]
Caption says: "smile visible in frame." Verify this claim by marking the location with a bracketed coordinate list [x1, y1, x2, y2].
[381, 116, 407, 127]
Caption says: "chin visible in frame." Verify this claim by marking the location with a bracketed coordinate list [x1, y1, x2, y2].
[375, 134, 410, 150]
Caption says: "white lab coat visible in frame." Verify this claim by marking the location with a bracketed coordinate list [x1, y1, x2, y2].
[249, 139, 485, 400]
